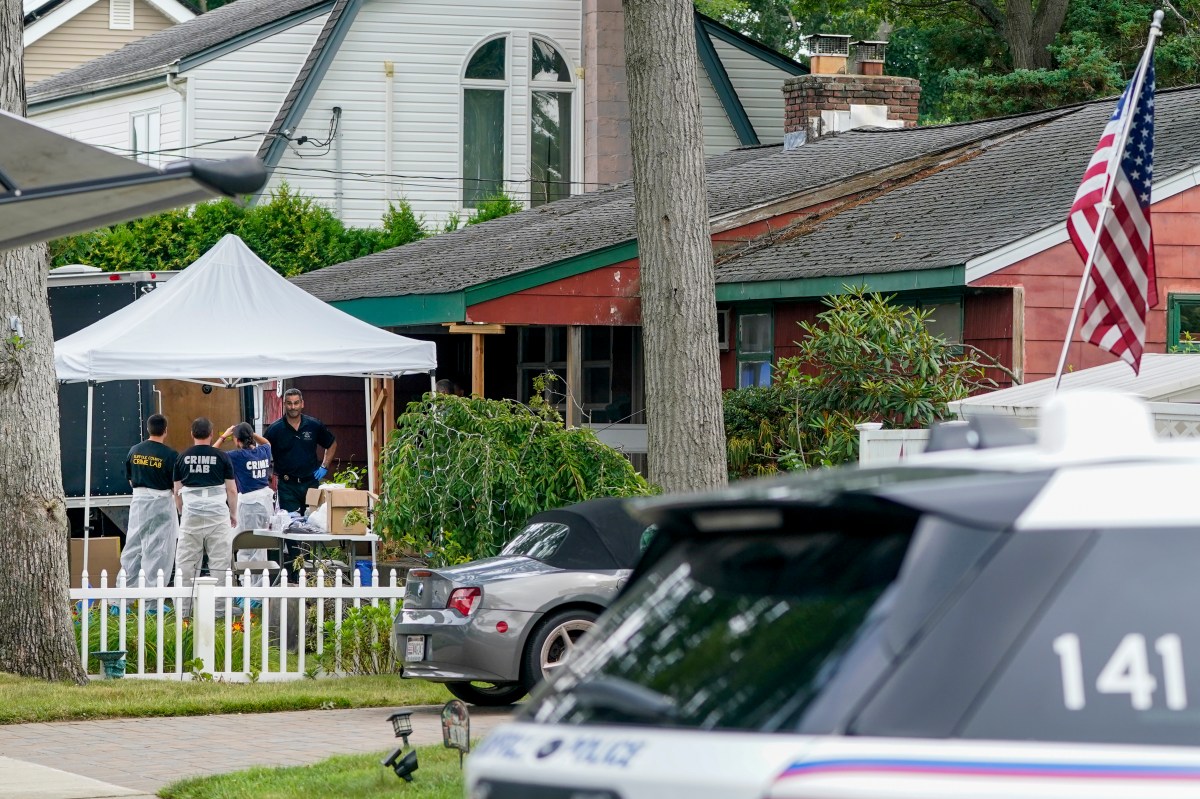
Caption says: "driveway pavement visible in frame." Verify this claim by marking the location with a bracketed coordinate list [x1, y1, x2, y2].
[0, 703, 511, 797]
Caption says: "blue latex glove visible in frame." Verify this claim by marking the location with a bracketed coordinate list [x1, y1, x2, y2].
[314, 466, 328, 481]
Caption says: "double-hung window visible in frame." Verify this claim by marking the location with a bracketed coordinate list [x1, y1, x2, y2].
[530, 39, 573, 207]
[462, 37, 507, 207]
[737, 311, 773, 387]
[462, 34, 577, 209]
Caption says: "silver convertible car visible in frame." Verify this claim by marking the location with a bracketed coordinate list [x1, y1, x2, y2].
[391, 497, 648, 706]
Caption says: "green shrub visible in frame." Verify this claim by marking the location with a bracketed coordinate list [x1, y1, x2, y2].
[48, 185, 435, 275]
[375, 384, 655, 564]
[466, 191, 524, 225]
[318, 604, 399, 676]
[723, 288, 997, 473]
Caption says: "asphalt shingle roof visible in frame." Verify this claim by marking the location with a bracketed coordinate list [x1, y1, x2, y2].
[293, 109, 1071, 303]
[29, 0, 329, 103]
[716, 86, 1200, 284]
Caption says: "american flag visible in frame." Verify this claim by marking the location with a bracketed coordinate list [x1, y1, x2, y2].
[1066, 60, 1157, 373]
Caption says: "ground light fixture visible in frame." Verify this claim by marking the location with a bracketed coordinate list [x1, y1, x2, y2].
[383, 709, 419, 782]
[388, 709, 414, 744]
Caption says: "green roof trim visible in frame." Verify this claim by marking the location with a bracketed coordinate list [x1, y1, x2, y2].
[178, 1, 334, 72]
[260, 0, 365, 173]
[697, 14, 808, 77]
[330, 292, 465, 327]
[715, 265, 965, 302]
[695, 16, 758, 147]
[465, 239, 640, 306]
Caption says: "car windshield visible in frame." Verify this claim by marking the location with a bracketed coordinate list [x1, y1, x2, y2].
[501, 521, 571, 561]
[525, 518, 919, 732]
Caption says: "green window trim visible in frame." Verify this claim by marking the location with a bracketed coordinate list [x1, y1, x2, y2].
[1168, 294, 1200, 351]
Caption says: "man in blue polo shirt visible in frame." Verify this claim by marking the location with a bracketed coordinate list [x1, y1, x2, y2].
[265, 388, 337, 514]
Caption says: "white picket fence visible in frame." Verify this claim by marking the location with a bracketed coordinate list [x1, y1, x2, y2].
[70, 567, 407, 682]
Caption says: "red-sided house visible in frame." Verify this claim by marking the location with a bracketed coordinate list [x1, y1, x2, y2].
[291, 65, 1200, 472]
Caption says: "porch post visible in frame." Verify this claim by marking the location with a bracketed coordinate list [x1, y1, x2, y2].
[567, 325, 583, 427]
[471, 333, 485, 397]
[365, 377, 394, 496]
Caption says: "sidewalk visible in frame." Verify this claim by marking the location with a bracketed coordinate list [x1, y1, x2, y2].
[0, 704, 511, 797]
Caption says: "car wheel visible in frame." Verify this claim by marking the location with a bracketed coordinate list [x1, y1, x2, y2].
[444, 680, 527, 707]
[523, 608, 599, 685]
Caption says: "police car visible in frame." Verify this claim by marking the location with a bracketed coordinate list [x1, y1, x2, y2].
[467, 392, 1200, 798]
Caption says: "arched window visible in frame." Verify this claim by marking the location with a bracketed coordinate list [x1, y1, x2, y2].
[462, 37, 507, 207]
[529, 38, 573, 207]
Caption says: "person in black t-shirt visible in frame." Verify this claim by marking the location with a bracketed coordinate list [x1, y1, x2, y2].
[122, 414, 179, 585]
[265, 388, 337, 514]
[173, 417, 236, 615]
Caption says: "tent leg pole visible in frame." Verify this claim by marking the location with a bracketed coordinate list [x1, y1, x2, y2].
[83, 382, 94, 587]
[364, 378, 376, 495]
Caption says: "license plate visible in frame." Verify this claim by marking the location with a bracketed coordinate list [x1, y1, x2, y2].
[405, 635, 425, 662]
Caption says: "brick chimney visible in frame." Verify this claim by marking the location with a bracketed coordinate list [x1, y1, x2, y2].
[784, 35, 919, 143]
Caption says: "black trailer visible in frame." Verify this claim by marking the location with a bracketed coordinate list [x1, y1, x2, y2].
[48, 266, 175, 537]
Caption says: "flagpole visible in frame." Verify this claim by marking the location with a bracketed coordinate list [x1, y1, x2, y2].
[1053, 8, 1164, 392]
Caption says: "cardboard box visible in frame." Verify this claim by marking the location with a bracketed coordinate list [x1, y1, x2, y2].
[69, 537, 122, 588]
[305, 487, 373, 535]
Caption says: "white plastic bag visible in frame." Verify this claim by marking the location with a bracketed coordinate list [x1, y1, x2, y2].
[307, 502, 330, 532]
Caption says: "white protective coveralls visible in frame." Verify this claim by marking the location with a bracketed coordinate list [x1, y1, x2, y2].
[236, 485, 275, 586]
[175, 485, 232, 616]
[121, 487, 178, 586]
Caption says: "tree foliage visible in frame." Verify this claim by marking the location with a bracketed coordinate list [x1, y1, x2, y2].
[374, 386, 655, 565]
[48, 184, 520, 276]
[724, 289, 996, 475]
[696, 0, 1200, 122]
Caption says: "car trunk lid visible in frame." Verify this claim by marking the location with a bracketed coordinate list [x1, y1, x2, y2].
[403, 557, 558, 609]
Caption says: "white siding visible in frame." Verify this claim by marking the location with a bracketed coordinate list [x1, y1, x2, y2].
[33, 85, 182, 161]
[272, 0, 582, 228]
[697, 60, 740, 158]
[185, 13, 328, 161]
[712, 38, 791, 145]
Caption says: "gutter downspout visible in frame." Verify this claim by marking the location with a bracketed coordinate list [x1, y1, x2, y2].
[383, 61, 394, 205]
[165, 62, 187, 158]
[333, 105, 344, 219]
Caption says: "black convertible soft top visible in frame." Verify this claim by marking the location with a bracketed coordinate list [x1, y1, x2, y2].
[524, 497, 647, 570]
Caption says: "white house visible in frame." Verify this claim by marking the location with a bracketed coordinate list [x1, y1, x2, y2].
[27, 0, 806, 228]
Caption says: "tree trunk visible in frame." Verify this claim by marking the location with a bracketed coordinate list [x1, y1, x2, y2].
[623, 0, 727, 492]
[0, 0, 87, 683]
[979, 0, 1069, 70]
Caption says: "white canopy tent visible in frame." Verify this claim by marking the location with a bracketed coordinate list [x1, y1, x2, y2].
[54, 234, 438, 565]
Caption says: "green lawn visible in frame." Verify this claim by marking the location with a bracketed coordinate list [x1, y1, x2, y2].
[160, 745, 466, 799]
[0, 672, 451, 724]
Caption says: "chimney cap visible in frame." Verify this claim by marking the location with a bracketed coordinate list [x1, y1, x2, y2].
[852, 40, 889, 59]
[807, 33, 851, 56]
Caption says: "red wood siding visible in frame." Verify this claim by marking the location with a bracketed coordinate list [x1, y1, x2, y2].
[972, 184, 1200, 382]
[963, 291, 1016, 389]
[466, 259, 641, 325]
[288, 377, 367, 473]
[773, 301, 823, 361]
[711, 208, 817, 247]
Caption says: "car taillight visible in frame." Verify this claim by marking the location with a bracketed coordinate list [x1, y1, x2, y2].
[448, 587, 481, 616]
